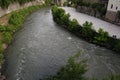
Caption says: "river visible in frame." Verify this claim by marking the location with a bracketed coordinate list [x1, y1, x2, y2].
[4, 7, 120, 80]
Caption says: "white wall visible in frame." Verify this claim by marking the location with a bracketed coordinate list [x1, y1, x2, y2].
[107, 0, 120, 12]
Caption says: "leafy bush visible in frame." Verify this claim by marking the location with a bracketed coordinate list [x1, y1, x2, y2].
[52, 6, 66, 24]
[0, 25, 7, 32]
[0, 41, 4, 53]
[61, 13, 70, 26]
[113, 40, 120, 52]
[42, 51, 88, 80]
[51, 6, 120, 53]
[81, 21, 95, 40]
[9, 11, 24, 26]
[0, 4, 46, 64]
[2, 32, 13, 44]
[0, 41, 4, 64]
[94, 28, 109, 44]
[0, 0, 36, 9]
[69, 19, 80, 31]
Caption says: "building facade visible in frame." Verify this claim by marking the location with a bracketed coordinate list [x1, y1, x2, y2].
[51, 0, 66, 6]
[105, 0, 120, 21]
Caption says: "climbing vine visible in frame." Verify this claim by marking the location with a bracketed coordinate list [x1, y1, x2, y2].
[0, 0, 36, 8]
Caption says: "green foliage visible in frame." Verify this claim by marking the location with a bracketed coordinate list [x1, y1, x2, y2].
[45, 0, 51, 5]
[101, 7, 107, 17]
[0, 41, 4, 64]
[9, 11, 24, 26]
[0, 25, 7, 32]
[0, 4, 46, 64]
[82, 1, 90, 7]
[61, 13, 70, 26]
[81, 21, 95, 40]
[0, 0, 13, 8]
[9, 5, 44, 31]
[0, 0, 36, 9]
[94, 28, 109, 43]
[56, 52, 88, 80]
[69, 18, 80, 31]
[42, 51, 88, 80]
[0, 41, 4, 53]
[52, 6, 65, 24]
[2, 32, 13, 44]
[51, 6, 120, 53]
[113, 40, 120, 52]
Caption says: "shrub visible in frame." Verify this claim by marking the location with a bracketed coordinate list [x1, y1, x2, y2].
[42, 51, 88, 80]
[113, 40, 120, 52]
[69, 18, 80, 31]
[81, 21, 95, 40]
[0, 3, 45, 65]
[51, 6, 120, 53]
[61, 13, 70, 26]
[0, 41, 4, 53]
[52, 6, 65, 24]
[94, 28, 109, 44]
[9, 11, 24, 26]
[0, 25, 7, 32]
[0, 0, 36, 9]
[2, 32, 13, 44]
[0, 41, 4, 64]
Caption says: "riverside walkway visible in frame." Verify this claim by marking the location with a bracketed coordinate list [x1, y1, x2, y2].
[62, 7, 120, 39]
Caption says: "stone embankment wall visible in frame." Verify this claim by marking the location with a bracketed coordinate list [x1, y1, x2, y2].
[76, 6, 101, 18]
[0, 0, 44, 17]
[0, 0, 44, 80]
[105, 11, 117, 22]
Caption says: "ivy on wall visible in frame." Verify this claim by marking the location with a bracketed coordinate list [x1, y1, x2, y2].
[0, 0, 36, 9]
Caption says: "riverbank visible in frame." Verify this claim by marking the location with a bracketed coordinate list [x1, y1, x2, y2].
[52, 6, 120, 53]
[0, 3, 47, 80]
[62, 7, 120, 39]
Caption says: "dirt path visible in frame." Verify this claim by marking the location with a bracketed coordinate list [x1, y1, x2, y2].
[0, 14, 10, 26]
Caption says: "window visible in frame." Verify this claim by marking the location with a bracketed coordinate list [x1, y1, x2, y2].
[111, 4, 113, 9]
[116, 6, 118, 10]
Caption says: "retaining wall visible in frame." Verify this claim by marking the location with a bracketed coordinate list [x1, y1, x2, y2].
[0, 0, 44, 17]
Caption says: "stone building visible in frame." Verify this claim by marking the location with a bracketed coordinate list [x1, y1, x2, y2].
[84, 0, 100, 3]
[105, 0, 120, 22]
[84, 0, 108, 4]
[51, 0, 66, 6]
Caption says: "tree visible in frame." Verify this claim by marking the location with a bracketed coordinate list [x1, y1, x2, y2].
[91, 3, 98, 17]
[42, 51, 88, 80]
[69, 18, 80, 31]
[94, 28, 109, 44]
[61, 13, 70, 26]
[81, 21, 95, 40]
